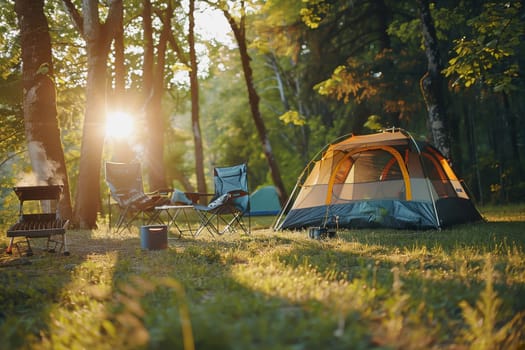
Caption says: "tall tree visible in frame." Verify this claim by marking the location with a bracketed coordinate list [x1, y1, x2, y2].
[220, 0, 288, 205]
[15, 0, 73, 219]
[142, 0, 206, 194]
[113, 1, 125, 99]
[143, 0, 169, 191]
[188, 0, 207, 195]
[63, 0, 123, 228]
[108, 0, 131, 163]
[417, 0, 451, 159]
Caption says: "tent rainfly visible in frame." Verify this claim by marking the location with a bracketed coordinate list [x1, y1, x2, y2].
[274, 129, 482, 230]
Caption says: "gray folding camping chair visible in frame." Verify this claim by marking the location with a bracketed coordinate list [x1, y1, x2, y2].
[194, 163, 250, 236]
[105, 161, 171, 234]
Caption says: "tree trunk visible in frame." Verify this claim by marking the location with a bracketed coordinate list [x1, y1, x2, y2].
[464, 97, 483, 204]
[15, 0, 73, 220]
[109, 2, 131, 163]
[145, 19, 169, 191]
[142, 0, 154, 100]
[113, 3, 125, 98]
[74, 45, 110, 228]
[501, 91, 521, 167]
[189, 0, 207, 195]
[65, 0, 122, 228]
[417, 0, 451, 160]
[223, 6, 288, 205]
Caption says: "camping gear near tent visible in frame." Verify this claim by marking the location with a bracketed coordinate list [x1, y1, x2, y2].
[274, 128, 482, 231]
[249, 186, 281, 216]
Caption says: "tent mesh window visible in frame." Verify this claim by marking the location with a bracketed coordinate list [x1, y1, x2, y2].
[420, 152, 456, 198]
[333, 150, 404, 201]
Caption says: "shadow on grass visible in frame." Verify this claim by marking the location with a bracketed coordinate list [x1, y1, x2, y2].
[88, 230, 375, 349]
[0, 227, 154, 348]
[2, 216, 524, 349]
[275, 219, 525, 344]
[0, 233, 91, 348]
[136, 220, 454, 349]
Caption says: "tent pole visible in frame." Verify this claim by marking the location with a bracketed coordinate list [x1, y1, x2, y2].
[273, 133, 353, 231]
[405, 130, 442, 229]
[273, 180, 300, 231]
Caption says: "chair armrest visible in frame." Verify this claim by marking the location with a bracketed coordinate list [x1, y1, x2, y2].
[228, 190, 248, 199]
[185, 192, 214, 204]
[148, 188, 173, 196]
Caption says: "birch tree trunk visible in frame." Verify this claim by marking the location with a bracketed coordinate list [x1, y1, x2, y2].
[15, 0, 73, 219]
[418, 0, 451, 160]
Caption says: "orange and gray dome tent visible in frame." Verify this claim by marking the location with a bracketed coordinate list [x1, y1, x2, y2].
[274, 128, 482, 230]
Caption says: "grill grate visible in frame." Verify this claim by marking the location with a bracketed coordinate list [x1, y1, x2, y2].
[5, 186, 69, 256]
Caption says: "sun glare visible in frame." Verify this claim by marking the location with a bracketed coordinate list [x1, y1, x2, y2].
[195, 7, 232, 46]
[105, 111, 134, 139]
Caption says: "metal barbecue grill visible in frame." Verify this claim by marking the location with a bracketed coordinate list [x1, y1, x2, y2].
[6, 185, 70, 256]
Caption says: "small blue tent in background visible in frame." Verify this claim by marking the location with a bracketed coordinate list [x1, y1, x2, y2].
[249, 186, 281, 216]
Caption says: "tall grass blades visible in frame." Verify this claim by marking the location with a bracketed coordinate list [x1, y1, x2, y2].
[459, 254, 525, 350]
[0, 208, 524, 349]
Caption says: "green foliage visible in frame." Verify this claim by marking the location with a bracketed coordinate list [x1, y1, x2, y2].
[0, 0, 19, 79]
[0, 1, 25, 194]
[387, 12, 422, 49]
[299, 0, 332, 29]
[315, 64, 379, 104]
[388, 2, 478, 49]
[252, 0, 303, 57]
[363, 115, 384, 132]
[278, 110, 306, 126]
[443, 1, 523, 92]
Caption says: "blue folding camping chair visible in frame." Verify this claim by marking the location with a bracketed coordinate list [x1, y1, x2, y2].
[194, 163, 250, 236]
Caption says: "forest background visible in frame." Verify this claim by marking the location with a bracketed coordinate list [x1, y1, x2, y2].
[0, 0, 524, 228]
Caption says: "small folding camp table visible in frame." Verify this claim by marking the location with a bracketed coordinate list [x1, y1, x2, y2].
[154, 205, 196, 238]
[6, 185, 69, 256]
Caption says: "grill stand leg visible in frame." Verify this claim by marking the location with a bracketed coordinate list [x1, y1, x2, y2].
[6, 237, 14, 255]
[46, 233, 69, 256]
[6, 237, 33, 256]
[25, 237, 33, 256]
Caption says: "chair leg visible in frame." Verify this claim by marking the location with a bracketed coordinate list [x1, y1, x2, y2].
[114, 207, 138, 234]
[223, 214, 249, 235]
[195, 211, 218, 237]
[195, 211, 249, 236]
[114, 212, 127, 234]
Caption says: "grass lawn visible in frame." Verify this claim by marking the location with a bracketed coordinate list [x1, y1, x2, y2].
[0, 205, 524, 349]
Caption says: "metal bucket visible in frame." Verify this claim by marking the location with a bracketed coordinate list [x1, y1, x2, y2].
[140, 225, 168, 250]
